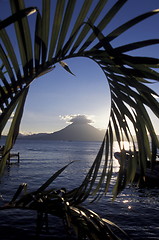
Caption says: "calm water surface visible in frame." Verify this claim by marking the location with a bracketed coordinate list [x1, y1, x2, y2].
[0, 140, 159, 240]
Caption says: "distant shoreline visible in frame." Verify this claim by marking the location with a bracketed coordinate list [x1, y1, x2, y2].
[1, 123, 105, 142]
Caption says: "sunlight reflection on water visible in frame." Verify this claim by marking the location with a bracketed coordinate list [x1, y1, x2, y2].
[0, 140, 159, 239]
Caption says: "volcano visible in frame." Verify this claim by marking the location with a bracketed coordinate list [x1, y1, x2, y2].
[22, 123, 105, 142]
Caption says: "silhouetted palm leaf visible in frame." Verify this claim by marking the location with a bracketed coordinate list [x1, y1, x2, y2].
[0, 0, 159, 200]
[0, 166, 130, 240]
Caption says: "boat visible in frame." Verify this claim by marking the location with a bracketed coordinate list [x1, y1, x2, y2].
[114, 150, 159, 187]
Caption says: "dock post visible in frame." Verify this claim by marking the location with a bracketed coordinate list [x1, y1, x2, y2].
[8, 153, 10, 164]
[18, 152, 20, 163]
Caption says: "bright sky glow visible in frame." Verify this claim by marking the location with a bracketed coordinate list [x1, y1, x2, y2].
[20, 57, 110, 134]
[1, 0, 159, 135]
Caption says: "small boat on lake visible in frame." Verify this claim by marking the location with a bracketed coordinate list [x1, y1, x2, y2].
[114, 150, 159, 187]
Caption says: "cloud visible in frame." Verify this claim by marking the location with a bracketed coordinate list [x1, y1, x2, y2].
[59, 114, 94, 125]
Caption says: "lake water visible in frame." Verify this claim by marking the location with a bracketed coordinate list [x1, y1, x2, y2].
[0, 139, 159, 240]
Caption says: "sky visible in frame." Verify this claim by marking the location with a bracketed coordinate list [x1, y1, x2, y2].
[1, 0, 159, 135]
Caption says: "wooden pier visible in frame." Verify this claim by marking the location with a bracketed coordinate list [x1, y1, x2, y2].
[0, 149, 20, 164]
[7, 152, 20, 164]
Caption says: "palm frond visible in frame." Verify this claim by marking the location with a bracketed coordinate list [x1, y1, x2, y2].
[0, 87, 28, 175]
[0, 167, 130, 240]
[0, 7, 37, 30]
[0, 0, 159, 200]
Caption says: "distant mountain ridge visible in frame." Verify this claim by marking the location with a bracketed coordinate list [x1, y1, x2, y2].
[20, 123, 105, 142]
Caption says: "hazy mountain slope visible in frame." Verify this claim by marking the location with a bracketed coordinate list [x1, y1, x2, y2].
[49, 123, 104, 141]
[22, 123, 105, 141]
